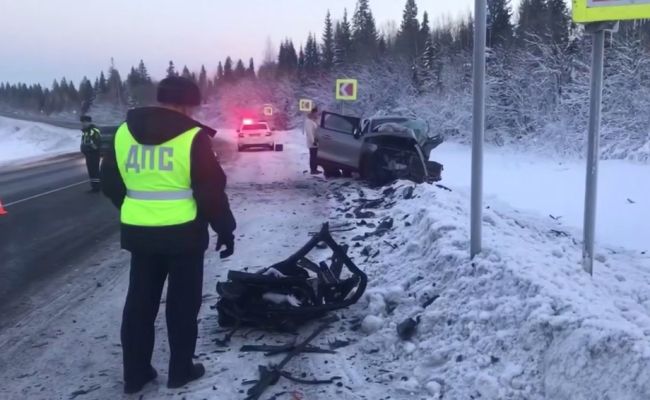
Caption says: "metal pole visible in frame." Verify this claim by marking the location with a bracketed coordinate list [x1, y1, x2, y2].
[471, 0, 487, 258]
[583, 29, 606, 275]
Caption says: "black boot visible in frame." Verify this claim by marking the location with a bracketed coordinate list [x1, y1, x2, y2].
[124, 366, 158, 394]
[167, 363, 205, 389]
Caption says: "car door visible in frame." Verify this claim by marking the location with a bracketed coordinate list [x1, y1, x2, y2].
[318, 111, 362, 168]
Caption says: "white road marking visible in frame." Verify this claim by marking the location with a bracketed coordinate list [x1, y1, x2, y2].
[4, 180, 89, 207]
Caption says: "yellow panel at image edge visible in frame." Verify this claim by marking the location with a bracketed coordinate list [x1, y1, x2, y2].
[573, 0, 650, 23]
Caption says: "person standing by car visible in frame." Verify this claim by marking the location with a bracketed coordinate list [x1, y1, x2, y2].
[101, 76, 237, 394]
[80, 115, 102, 192]
[304, 107, 320, 174]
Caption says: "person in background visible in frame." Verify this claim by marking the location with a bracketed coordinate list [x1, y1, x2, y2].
[80, 115, 102, 192]
[304, 107, 320, 174]
[101, 76, 236, 394]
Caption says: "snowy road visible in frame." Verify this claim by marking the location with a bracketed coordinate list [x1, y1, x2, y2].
[0, 154, 119, 319]
[2, 130, 650, 400]
[0, 129, 359, 399]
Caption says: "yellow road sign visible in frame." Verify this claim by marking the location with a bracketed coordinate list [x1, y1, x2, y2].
[573, 0, 650, 23]
[335, 79, 358, 101]
[263, 106, 273, 116]
[299, 99, 313, 112]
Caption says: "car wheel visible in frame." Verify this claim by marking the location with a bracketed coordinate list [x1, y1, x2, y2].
[323, 167, 341, 178]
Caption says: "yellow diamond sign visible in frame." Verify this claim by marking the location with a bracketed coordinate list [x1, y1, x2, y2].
[263, 106, 273, 116]
[573, 0, 650, 23]
[299, 99, 313, 112]
[335, 79, 358, 101]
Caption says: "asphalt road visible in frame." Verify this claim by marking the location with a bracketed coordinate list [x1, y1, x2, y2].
[0, 154, 120, 310]
[0, 131, 235, 320]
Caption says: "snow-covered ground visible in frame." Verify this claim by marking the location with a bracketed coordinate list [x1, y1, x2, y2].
[435, 142, 650, 253]
[0, 116, 79, 165]
[1, 128, 650, 400]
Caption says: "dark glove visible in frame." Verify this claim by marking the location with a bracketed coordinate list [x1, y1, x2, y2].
[215, 233, 234, 259]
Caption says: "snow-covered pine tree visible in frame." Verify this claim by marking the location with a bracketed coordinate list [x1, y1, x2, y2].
[334, 9, 353, 66]
[247, 58, 256, 79]
[396, 0, 420, 59]
[223, 57, 234, 82]
[234, 59, 246, 80]
[352, 0, 378, 61]
[322, 10, 335, 69]
[547, 0, 570, 45]
[487, 0, 514, 47]
[304, 33, 320, 72]
[418, 11, 431, 56]
[298, 45, 305, 71]
[137, 60, 151, 83]
[199, 65, 208, 94]
[181, 66, 192, 80]
[166, 61, 177, 77]
[516, 0, 548, 43]
[98, 72, 108, 94]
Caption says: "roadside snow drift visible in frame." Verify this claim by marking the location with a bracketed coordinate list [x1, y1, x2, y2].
[435, 142, 650, 253]
[324, 179, 650, 400]
[0, 116, 79, 164]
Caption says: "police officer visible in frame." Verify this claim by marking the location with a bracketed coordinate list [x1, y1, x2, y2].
[80, 115, 102, 192]
[101, 76, 236, 394]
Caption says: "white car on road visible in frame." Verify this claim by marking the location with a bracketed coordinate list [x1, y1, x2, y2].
[237, 120, 275, 151]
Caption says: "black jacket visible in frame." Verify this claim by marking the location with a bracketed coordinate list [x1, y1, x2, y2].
[101, 107, 236, 255]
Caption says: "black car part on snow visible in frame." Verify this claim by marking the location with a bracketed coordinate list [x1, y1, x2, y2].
[216, 223, 367, 331]
[242, 317, 340, 400]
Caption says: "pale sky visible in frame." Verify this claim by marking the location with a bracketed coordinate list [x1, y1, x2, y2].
[0, 0, 481, 86]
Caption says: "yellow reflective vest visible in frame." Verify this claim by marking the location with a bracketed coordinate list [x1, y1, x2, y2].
[114, 123, 200, 227]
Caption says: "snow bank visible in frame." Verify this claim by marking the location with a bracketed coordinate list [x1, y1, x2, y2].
[0, 116, 79, 164]
[435, 142, 650, 252]
[326, 180, 650, 399]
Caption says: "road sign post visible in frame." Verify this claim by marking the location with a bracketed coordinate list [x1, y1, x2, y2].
[471, 0, 487, 259]
[573, 1, 627, 275]
[582, 21, 618, 275]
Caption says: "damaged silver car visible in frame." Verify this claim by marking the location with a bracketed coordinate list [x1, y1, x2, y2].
[316, 112, 443, 186]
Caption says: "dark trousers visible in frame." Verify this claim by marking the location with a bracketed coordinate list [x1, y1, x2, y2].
[121, 252, 204, 385]
[309, 147, 318, 173]
[84, 151, 101, 190]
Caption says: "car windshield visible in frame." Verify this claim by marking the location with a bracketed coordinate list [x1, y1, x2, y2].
[370, 118, 409, 131]
[372, 118, 429, 138]
[397, 119, 429, 138]
[242, 124, 268, 131]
